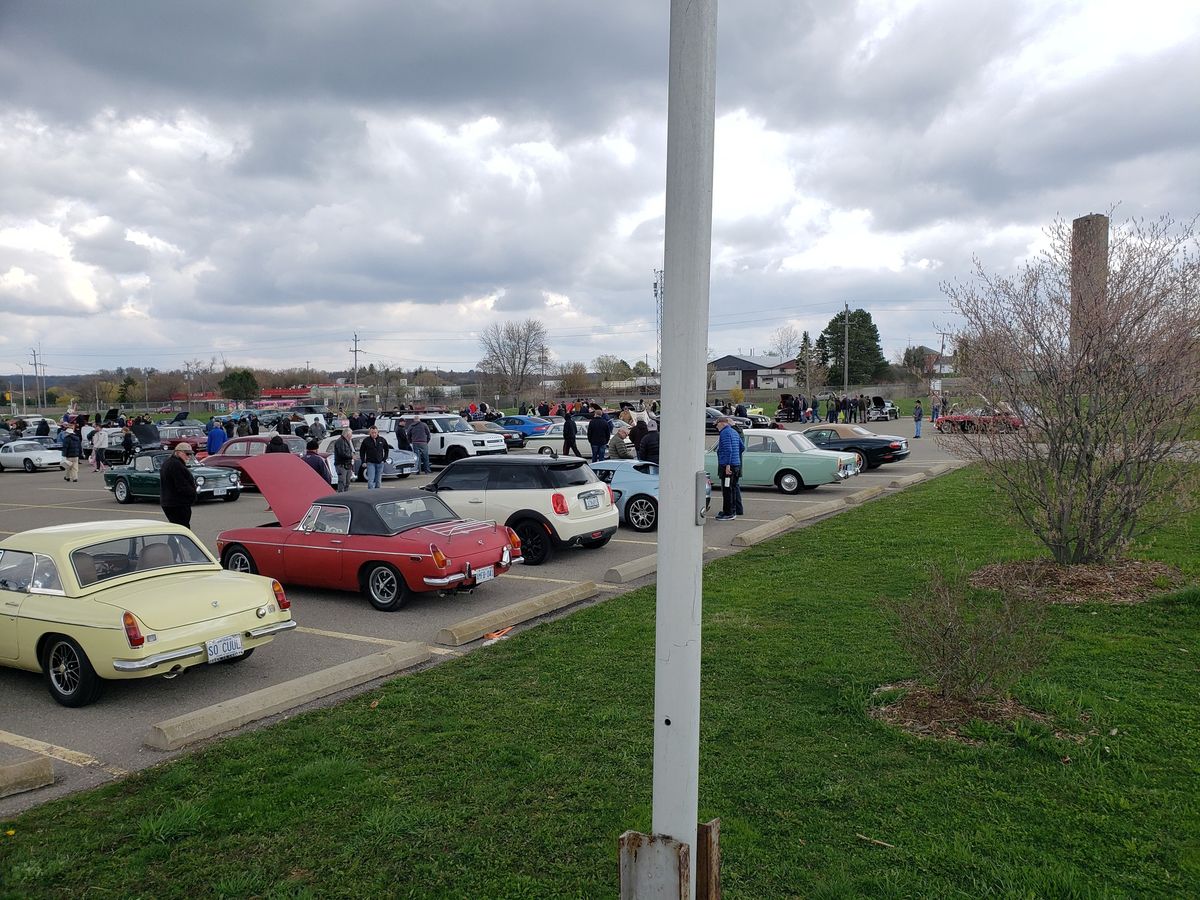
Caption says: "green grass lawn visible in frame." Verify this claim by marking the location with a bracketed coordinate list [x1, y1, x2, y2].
[2, 469, 1198, 898]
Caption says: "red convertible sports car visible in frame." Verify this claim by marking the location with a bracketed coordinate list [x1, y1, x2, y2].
[215, 455, 522, 610]
[934, 408, 1024, 433]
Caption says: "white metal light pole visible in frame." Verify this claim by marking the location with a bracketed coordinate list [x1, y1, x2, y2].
[626, 0, 719, 896]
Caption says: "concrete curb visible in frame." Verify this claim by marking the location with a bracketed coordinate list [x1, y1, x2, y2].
[844, 484, 887, 505]
[889, 472, 927, 488]
[788, 500, 846, 523]
[437, 581, 599, 646]
[732, 515, 797, 547]
[926, 461, 964, 476]
[0, 753, 54, 800]
[143, 642, 431, 751]
[605, 554, 658, 584]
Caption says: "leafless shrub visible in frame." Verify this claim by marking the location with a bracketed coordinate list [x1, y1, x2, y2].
[886, 567, 1049, 702]
[942, 213, 1200, 565]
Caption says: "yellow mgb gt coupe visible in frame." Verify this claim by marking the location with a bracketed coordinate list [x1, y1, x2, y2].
[0, 520, 296, 707]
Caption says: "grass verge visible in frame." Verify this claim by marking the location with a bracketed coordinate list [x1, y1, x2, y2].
[2, 468, 1198, 898]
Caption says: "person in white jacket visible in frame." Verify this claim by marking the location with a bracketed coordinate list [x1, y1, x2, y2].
[91, 425, 110, 472]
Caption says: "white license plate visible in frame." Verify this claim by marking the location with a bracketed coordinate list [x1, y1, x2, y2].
[584, 495, 599, 510]
[214, 487, 227, 496]
[206, 633, 244, 663]
[475, 565, 495, 584]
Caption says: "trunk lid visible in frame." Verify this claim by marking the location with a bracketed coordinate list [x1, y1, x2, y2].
[93, 569, 273, 631]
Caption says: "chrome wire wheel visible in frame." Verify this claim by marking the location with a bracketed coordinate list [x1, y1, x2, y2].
[48, 641, 81, 696]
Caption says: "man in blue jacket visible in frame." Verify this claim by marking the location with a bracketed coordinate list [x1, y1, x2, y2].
[206, 419, 228, 455]
[714, 416, 744, 521]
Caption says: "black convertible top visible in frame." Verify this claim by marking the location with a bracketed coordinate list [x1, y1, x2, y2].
[312, 488, 446, 536]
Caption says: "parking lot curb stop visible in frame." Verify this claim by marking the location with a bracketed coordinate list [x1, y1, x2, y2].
[605, 554, 658, 584]
[0, 750, 54, 800]
[731, 515, 797, 547]
[889, 473, 927, 488]
[788, 500, 846, 524]
[844, 484, 887, 505]
[143, 642, 431, 751]
[437, 581, 599, 646]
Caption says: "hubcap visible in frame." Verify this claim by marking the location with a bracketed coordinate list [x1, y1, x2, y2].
[629, 499, 655, 530]
[49, 643, 80, 695]
[781, 473, 799, 492]
[116, 482, 127, 500]
[229, 552, 251, 572]
[370, 568, 397, 602]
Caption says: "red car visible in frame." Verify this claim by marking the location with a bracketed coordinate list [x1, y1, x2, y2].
[215, 455, 523, 611]
[934, 408, 1023, 433]
[157, 425, 208, 457]
[204, 434, 335, 488]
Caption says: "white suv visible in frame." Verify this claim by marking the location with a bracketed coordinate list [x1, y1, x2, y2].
[376, 414, 506, 465]
[422, 456, 618, 565]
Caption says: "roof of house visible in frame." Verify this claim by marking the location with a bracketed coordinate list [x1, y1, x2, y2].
[710, 354, 797, 371]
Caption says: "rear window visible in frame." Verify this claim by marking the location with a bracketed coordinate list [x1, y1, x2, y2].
[72, 534, 213, 586]
[544, 462, 598, 488]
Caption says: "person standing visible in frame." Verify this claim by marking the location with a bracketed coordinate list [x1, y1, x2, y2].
[61, 424, 84, 482]
[309, 416, 327, 441]
[637, 426, 660, 463]
[608, 427, 634, 459]
[333, 427, 355, 491]
[91, 425, 110, 472]
[121, 426, 135, 464]
[586, 407, 609, 462]
[407, 417, 432, 473]
[160, 443, 198, 528]
[562, 410, 583, 458]
[913, 400, 924, 439]
[206, 419, 227, 456]
[302, 439, 329, 482]
[359, 426, 390, 489]
[714, 417, 744, 521]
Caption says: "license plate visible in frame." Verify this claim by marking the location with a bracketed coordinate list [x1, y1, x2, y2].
[584, 495, 599, 510]
[206, 633, 244, 663]
[475, 565, 494, 584]
[214, 487, 227, 496]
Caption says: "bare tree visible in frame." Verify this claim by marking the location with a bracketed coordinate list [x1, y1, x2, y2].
[768, 324, 801, 360]
[943, 214, 1200, 565]
[557, 361, 591, 396]
[592, 354, 626, 384]
[477, 319, 549, 399]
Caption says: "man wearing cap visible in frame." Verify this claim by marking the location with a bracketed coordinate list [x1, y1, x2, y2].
[714, 416, 745, 522]
[160, 442, 199, 528]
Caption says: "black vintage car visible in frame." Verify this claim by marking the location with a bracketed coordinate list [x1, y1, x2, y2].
[798, 423, 910, 470]
[704, 407, 752, 434]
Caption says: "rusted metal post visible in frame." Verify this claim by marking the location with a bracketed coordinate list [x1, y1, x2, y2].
[695, 819, 721, 900]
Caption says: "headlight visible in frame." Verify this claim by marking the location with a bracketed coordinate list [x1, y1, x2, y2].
[195, 476, 205, 486]
[473, 440, 485, 447]
[228, 473, 238, 484]
[34, 456, 43, 464]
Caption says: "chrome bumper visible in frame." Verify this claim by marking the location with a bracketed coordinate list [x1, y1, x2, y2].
[424, 572, 466, 586]
[245, 620, 297, 639]
[112, 644, 205, 672]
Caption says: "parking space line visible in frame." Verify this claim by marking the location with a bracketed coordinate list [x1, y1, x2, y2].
[0, 502, 147, 514]
[295, 626, 404, 647]
[41, 488, 112, 494]
[612, 538, 655, 545]
[502, 573, 586, 586]
[0, 729, 127, 777]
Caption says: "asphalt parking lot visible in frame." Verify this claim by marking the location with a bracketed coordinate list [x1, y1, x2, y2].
[0, 419, 958, 815]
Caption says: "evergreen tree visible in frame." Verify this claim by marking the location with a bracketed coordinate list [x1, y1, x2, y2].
[819, 308, 888, 387]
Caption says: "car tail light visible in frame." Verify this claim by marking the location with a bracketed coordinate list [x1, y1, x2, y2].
[552, 492, 569, 515]
[272, 580, 290, 611]
[431, 544, 448, 568]
[506, 526, 522, 550]
[122, 611, 145, 648]
[605, 484, 614, 506]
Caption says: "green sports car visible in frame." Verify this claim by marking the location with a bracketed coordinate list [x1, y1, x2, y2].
[705, 428, 859, 494]
[103, 451, 243, 504]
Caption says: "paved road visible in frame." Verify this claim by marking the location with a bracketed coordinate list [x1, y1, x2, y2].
[0, 418, 959, 815]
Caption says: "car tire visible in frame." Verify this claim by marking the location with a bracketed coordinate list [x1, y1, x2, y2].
[42, 635, 104, 708]
[513, 520, 554, 566]
[446, 447, 467, 463]
[113, 478, 135, 504]
[221, 648, 255, 664]
[538, 446, 555, 455]
[581, 533, 613, 549]
[222, 490, 241, 502]
[362, 562, 411, 611]
[23, 459, 35, 473]
[776, 470, 803, 494]
[625, 495, 658, 533]
[962, 422, 976, 434]
[222, 545, 258, 574]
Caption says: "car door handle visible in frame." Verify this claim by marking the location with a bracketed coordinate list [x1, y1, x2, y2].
[468, 498, 483, 504]
[330, 539, 343, 544]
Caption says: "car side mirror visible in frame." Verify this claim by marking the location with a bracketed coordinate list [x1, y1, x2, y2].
[421, 483, 437, 492]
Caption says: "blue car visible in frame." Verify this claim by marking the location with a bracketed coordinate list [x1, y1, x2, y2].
[590, 459, 710, 533]
[494, 415, 553, 437]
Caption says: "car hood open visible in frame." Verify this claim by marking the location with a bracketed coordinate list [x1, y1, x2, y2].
[133, 423, 161, 448]
[240, 454, 335, 528]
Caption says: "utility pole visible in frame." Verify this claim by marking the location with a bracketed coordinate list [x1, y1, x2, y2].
[620, 1, 718, 897]
[843, 302, 850, 395]
[29, 348, 41, 413]
[350, 333, 361, 412]
[652, 267, 665, 375]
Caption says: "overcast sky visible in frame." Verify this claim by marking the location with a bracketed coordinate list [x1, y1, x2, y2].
[2, 0, 1198, 380]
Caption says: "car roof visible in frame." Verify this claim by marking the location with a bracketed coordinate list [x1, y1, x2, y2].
[449, 455, 585, 467]
[0, 520, 197, 555]
[313, 488, 443, 536]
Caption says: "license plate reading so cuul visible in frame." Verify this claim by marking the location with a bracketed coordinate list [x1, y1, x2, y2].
[206, 633, 244, 663]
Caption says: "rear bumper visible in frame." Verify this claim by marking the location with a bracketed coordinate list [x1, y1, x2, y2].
[424, 557, 524, 587]
[553, 524, 618, 549]
[111, 619, 295, 672]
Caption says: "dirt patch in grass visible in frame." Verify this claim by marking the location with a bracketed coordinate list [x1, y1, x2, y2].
[968, 558, 1186, 605]
[870, 680, 1069, 747]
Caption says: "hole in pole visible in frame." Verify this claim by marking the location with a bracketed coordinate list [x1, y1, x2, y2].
[664, 718, 671, 726]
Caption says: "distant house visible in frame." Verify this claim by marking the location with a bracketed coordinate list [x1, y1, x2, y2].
[710, 355, 796, 391]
